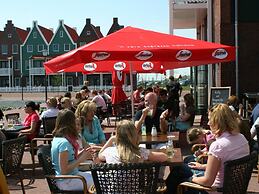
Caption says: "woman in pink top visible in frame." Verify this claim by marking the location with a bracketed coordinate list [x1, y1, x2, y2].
[189, 104, 249, 189]
[166, 104, 249, 193]
[20, 101, 40, 142]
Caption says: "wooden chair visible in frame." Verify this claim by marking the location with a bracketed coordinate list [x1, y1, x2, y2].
[42, 116, 57, 137]
[177, 152, 257, 194]
[0, 166, 10, 194]
[38, 145, 93, 194]
[0, 136, 26, 194]
[5, 113, 20, 122]
[90, 162, 165, 194]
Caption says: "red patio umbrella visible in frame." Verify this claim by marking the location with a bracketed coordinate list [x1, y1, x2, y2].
[44, 26, 235, 116]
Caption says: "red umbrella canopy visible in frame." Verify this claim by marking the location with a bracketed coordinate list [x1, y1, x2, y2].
[44, 26, 235, 74]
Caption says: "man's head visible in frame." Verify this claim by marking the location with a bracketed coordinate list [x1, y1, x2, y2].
[144, 92, 157, 108]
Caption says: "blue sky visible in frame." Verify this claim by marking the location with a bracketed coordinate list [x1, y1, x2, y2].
[0, 0, 195, 77]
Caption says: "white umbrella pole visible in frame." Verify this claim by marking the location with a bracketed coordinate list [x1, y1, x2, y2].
[129, 62, 134, 120]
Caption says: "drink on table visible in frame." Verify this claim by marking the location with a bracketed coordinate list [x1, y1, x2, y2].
[167, 135, 174, 159]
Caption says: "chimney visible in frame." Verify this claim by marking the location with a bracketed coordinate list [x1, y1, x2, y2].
[7, 20, 12, 24]
[113, 17, 118, 24]
[86, 18, 91, 25]
[33, 21, 37, 27]
[59, 19, 64, 26]
[95, 26, 100, 32]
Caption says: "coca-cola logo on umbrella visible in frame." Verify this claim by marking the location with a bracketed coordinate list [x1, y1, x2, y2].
[212, 49, 228, 59]
[142, 62, 154, 70]
[92, 52, 110, 60]
[176, 50, 192, 61]
[114, 62, 126, 71]
[84, 63, 97, 71]
[135, 50, 153, 60]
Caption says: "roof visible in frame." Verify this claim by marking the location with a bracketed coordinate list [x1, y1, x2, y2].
[64, 24, 78, 42]
[0, 30, 3, 39]
[94, 26, 103, 38]
[15, 27, 29, 42]
[38, 25, 54, 43]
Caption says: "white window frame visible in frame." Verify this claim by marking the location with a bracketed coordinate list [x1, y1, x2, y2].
[60, 31, 63, 37]
[86, 31, 91, 35]
[33, 32, 37, 38]
[8, 33, 12, 38]
[53, 44, 59, 52]
[12, 44, 18, 54]
[38, 44, 44, 52]
[27, 45, 33, 52]
[1, 44, 8, 55]
[64, 44, 70, 51]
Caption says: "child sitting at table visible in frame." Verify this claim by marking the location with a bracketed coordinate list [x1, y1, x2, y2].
[98, 119, 168, 163]
[184, 127, 215, 164]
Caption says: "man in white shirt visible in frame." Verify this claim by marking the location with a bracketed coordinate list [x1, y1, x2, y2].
[40, 97, 59, 119]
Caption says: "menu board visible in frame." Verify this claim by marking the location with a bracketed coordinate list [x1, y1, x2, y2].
[210, 87, 231, 106]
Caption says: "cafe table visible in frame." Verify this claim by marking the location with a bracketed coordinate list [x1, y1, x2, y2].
[139, 132, 179, 147]
[1, 124, 29, 139]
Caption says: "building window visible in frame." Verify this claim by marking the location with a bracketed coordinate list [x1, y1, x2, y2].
[80, 42, 86, 46]
[27, 45, 33, 52]
[8, 34, 12, 38]
[34, 60, 42, 68]
[33, 32, 37, 38]
[60, 31, 63, 37]
[0, 61, 8, 68]
[53, 44, 59, 52]
[1, 44, 8, 55]
[12, 44, 18, 54]
[86, 31, 91, 35]
[64, 44, 70, 51]
[38, 44, 44, 52]
[25, 60, 29, 70]
[14, 60, 20, 69]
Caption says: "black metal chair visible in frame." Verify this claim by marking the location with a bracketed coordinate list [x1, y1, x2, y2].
[90, 162, 163, 194]
[177, 152, 257, 194]
[0, 136, 26, 194]
[42, 116, 57, 137]
[38, 144, 93, 194]
[5, 113, 20, 123]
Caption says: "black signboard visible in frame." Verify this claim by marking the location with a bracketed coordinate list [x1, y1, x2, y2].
[210, 87, 231, 106]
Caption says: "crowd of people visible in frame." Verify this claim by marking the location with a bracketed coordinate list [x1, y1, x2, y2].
[0, 76, 258, 193]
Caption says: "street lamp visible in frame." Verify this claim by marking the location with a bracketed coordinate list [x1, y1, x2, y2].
[42, 49, 48, 101]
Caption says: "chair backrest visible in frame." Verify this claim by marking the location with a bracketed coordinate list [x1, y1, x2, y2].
[37, 144, 60, 192]
[42, 116, 57, 135]
[222, 152, 257, 194]
[90, 162, 161, 194]
[5, 113, 20, 122]
[1, 136, 26, 175]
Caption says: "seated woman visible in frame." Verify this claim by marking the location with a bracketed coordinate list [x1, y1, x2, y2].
[98, 120, 168, 163]
[20, 101, 40, 142]
[175, 93, 195, 132]
[165, 103, 250, 194]
[51, 109, 94, 191]
[75, 100, 106, 145]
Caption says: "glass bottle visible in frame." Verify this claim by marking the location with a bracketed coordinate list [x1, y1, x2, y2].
[167, 135, 174, 159]
[151, 125, 157, 136]
[141, 123, 146, 136]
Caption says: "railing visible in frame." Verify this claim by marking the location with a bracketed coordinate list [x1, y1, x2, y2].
[0, 85, 131, 93]
[30, 67, 45, 75]
[0, 68, 12, 76]
[173, 0, 207, 4]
